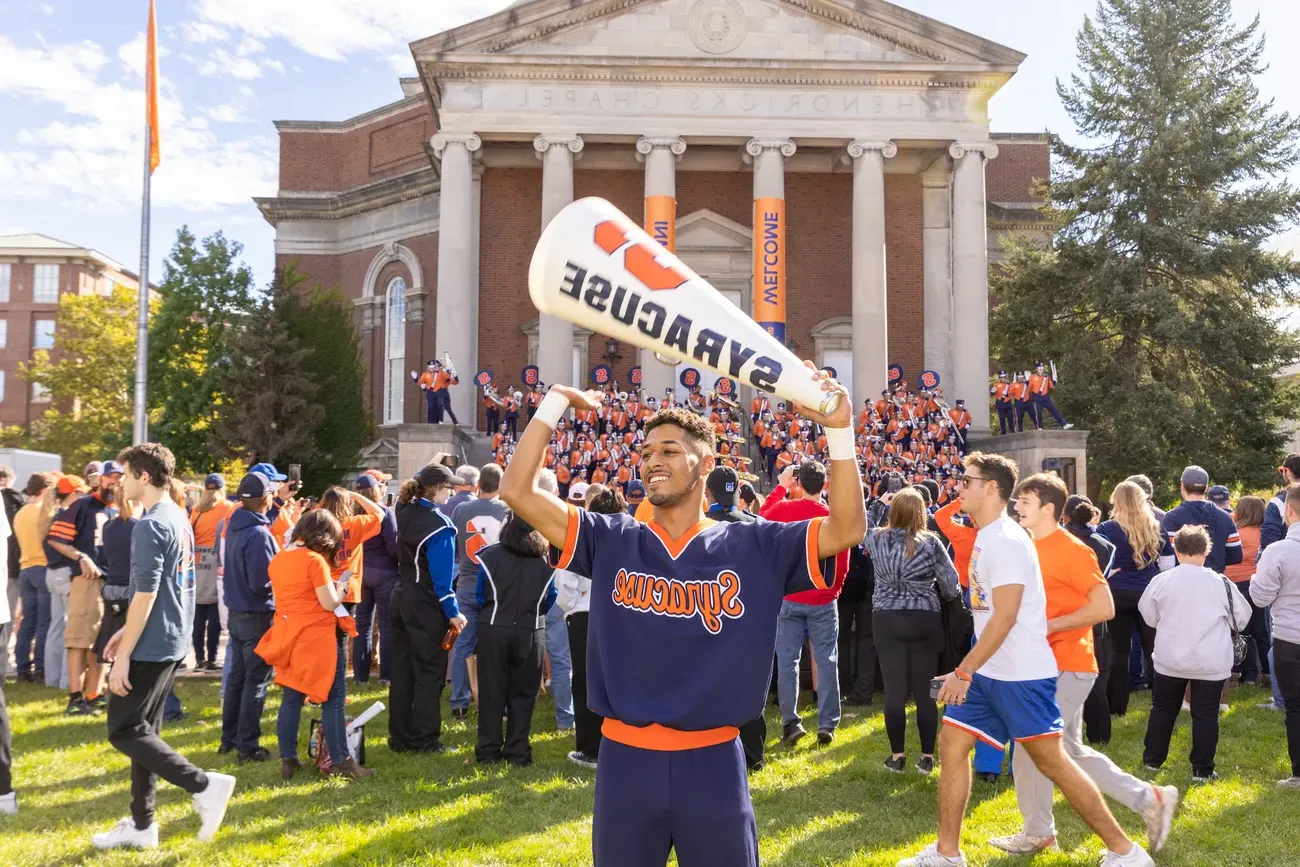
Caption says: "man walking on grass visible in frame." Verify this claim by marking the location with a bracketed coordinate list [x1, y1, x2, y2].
[93, 443, 234, 850]
[900, 452, 1152, 867]
[989, 472, 1178, 856]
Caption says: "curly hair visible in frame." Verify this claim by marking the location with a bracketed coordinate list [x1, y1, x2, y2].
[644, 406, 717, 455]
[293, 509, 343, 560]
[499, 512, 547, 558]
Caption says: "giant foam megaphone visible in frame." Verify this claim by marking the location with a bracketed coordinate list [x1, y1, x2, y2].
[528, 197, 841, 416]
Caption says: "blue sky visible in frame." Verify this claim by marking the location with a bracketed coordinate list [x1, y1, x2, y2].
[2, 0, 1298, 287]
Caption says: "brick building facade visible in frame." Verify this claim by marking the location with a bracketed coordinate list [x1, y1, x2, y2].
[0, 234, 143, 428]
[257, 0, 1050, 434]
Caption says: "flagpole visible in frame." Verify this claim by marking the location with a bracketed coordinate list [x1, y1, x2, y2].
[132, 134, 151, 445]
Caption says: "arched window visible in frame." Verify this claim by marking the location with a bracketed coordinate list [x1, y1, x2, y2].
[383, 277, 407, 424]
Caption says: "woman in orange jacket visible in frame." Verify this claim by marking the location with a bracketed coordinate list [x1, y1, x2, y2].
[257, 510, 369, 780]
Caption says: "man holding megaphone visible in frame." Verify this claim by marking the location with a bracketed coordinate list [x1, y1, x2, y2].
[500, 365, 865, 867]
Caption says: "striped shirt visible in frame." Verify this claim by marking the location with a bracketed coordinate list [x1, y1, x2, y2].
[863, 528, 962, 613]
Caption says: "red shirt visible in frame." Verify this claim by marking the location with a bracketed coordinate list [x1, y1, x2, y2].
[758, 486, 848, 604]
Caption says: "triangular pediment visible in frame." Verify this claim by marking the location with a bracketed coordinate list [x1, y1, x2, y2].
[414, 0, 1025, 67]
[677, 209, 752, 250]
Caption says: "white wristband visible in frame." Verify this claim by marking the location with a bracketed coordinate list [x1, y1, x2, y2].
[825, 426, 855, 461]
[533, 390, 570, 430]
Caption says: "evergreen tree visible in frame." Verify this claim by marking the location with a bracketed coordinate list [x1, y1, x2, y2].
[277, 264, 376, 493]
[991, 0, 1300, 502]
[210, 280, 324, 467]
[148, 228, 258, 474]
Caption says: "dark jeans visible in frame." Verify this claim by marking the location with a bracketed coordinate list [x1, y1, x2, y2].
[566, 611, 603, 759]
[874, 609, 943, 754]
[1143, 672, 1225, 776]
[15, 566, 49, 676]
[388, 584, 449, 751]
[353, 579, 395, 682]
[838, 577, 877, 701]
[1107, 587, 1155, 715]
[475, 624, 544, 764]
[1236, 579, 1273, 682]
[1083, 622, 1112, 744]
[278, 630, 348, 763]
[0, 682, 10, 794]
[435, 389, 459, 425]
[1274, 638, 1300, 778]
[106, 660, 208, 830]
[221, 610, 275, 755]
[425, 389, 439, 424]
[192, 603, 220, 665]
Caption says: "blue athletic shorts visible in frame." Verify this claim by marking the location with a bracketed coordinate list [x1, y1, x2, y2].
[942, 673, 1063, 750]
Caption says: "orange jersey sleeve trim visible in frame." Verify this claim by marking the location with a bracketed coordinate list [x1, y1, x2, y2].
[602, 719, 739, 752]
[805, 516, 827, 590]
[552, 504, 581, 570]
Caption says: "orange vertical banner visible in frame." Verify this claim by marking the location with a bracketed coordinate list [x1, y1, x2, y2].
[145, 0, 160, 173]
[753, 197, 785, 343]
[644, 195, 677, 253]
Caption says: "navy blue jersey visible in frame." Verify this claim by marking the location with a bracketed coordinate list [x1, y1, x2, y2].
[553, 505, 829, 732]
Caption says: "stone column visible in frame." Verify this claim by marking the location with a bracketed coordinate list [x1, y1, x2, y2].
[948, 141, 998, 432]
[746, 137, 795, 345]
[636, 136, 686, 400]
[535, 134, 584, 388]
[922, 157, 954, 390]
[430, 132, 481, 426]
[846, 139, 895, 407]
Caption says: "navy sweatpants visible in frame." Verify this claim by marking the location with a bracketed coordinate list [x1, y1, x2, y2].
[593, 737, 757, 867]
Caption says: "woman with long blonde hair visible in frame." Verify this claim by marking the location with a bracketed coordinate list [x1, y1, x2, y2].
[862, 487, 962, 774]
[1096, 481, 1174, 715]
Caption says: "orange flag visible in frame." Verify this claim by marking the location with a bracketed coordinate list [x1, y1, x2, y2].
[145, 0, 160, 173]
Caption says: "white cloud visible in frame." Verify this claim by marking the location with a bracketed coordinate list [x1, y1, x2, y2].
[192, 0, 510, 63]
[0, 34, 276, 212]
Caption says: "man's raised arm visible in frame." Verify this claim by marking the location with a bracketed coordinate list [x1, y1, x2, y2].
[500, 385, 604, 550]
[790, 365, 867, 558]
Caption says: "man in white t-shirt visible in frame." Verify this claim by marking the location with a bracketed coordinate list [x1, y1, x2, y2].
[900, 453, 1152, 867]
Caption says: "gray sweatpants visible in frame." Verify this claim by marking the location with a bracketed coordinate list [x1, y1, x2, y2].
[1014, 671, 1151, 837]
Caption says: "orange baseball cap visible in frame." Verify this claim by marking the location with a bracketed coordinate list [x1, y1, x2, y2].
[55, 475, 88, 495]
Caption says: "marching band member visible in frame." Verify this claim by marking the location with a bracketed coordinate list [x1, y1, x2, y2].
[992, 371, 1014, 436]
[1012, 371, 1037, 432]
[1029, 362, 1073, 430]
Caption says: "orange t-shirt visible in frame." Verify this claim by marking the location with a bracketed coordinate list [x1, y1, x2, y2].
[1225, 525, 1259, 583]
[191, 500, 237, 549]
[271, 546, 333, 616]
[332, 513, 384, 604]
[1035, 529, 1106, 673]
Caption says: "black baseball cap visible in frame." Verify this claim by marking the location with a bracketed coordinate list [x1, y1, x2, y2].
[416, 463, 456, 489]
[706, 466, 740, 508]
[236, 472, 274, 499]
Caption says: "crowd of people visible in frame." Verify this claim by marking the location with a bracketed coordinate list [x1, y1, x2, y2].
[0, 385, 1296, 866]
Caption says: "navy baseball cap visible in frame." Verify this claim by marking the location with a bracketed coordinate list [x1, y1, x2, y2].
[626, 480, 645, 498]
[706, 466, 740, 508]
[204, 473, 225, 490]
[355, 473, 380, 490]
[249, 462, 287, 482]
[1207, 485, 1231, 505]
[236, 472, 274, 499]
[100, 460, 124, 476]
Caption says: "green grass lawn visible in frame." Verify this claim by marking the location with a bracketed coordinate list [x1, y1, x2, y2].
[3, 677, 1294, 866]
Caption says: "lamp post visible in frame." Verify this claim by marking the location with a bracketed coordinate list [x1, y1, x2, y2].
[603, 336, 620, 366]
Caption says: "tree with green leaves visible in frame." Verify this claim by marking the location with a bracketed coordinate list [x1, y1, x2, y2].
[276, 264, 376, 493]
[0, 285, 153, 468]
[209, 275, 324, 468]
[147, 228, 258, 474]
[991, 0, 1300, 502]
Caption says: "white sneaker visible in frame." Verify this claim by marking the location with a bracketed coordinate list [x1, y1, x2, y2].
[0, 791, 16, 816]
[1278, 776, 1300, 789]
[898, 842, 966, 866]
[567, 750, 598, 769]
[92, 817, 159, 850]
[1219, 703, 1229, 714]
[1099, 843, 1155, 866]
[1063, 423, 1075, 430]
[988, 832, 1056, 854]
[1141, 784, 1179, 852]
[192, 771, 236, 842]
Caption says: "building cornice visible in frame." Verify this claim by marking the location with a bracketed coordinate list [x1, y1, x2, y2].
[421, 53, 1016, 92]
[274, 95, 429, 134]
[255, 167, 438, 225]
